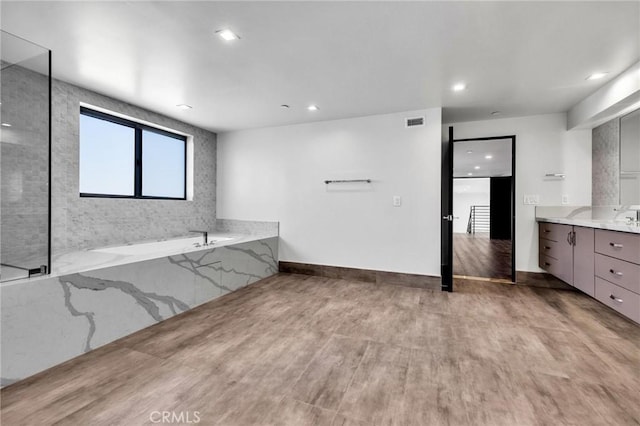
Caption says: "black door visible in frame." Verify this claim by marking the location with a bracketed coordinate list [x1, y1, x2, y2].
[490, 177, 512, 240]
[440, 127, 454, 292]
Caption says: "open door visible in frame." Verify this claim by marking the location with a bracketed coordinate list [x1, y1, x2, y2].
[441, 126, 454, 292]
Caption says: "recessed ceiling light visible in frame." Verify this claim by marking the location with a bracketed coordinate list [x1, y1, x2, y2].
[216, 29, 240, 41]
[307, 105, 319, 111]
[176, 104, 192, 110]
[1, 123, 11, 127]
[280, 104, 290, 109]
[474, 166, 480, 170]
[491, 111, 501, 116]
[467, 172, 473, 176]
[485, 155, 493, 159]
[466, 150, 473, 154]
[452, 83, 466, 92]
[586, 72, 608, 81]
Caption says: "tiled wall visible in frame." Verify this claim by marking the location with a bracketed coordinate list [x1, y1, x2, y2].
[0, 63, 49, 269]
[592, 118, 620, 205]
[52, 81, 217, 257]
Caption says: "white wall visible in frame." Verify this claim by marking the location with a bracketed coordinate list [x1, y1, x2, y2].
[453, 179, 490, 234]
[218, 109, 442, 276]
[448, 113, 592, 272]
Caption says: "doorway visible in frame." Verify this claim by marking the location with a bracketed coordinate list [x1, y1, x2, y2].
[441, 128, 516, 291]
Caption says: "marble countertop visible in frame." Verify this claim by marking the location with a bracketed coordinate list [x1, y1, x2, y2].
[536, 206, 640, 234]
[536, 217, 640, 234]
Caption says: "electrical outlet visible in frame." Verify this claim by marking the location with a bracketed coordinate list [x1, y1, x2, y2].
[562, 194, 569, 205]
[523, 194, 540, 205]
[393, 196, 402, 207]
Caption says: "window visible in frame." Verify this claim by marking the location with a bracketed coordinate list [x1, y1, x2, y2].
[79, 107, 187, 200]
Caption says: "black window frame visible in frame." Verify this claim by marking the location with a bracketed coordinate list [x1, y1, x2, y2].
[79, 107, 188, 200]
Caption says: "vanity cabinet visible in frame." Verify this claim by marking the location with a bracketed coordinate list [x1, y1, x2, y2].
[539, 223, 639, 323]
[573, 226, 596, 296]
[538, 223, 594, 295]
[593, 229, 640, 323]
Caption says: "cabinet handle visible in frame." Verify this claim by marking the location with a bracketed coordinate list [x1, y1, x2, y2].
[609, 269, 623, 277]
[609, 242, 624, 248]
[567, 232, 572, 245]
[609, 294, 623, 303]
[543, 246, 551, 250]
[543, 229, 551, 233]
[544, 262, 551, 266]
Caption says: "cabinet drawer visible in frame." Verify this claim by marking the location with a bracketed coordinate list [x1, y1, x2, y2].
[595, 253, 640, 294]
[538, 237, 572, 260]
[595, 229, 640, 264]
[595, 277, 640, 323]
[539, 253, 573, 285]
[539, 222, 572, 243]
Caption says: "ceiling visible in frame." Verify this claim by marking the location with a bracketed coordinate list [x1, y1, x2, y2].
[1, 1, 638, 132]
[453, 139, 512, 178]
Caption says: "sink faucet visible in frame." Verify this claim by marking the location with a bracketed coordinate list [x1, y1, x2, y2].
[188, 230, 208, 244]
[625, 210, 640, 224]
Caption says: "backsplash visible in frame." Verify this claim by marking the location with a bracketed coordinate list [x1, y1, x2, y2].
[592, 118, 620, 205]
[52, 81, 217, 257]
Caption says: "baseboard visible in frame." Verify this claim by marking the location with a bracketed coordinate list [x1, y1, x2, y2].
[279, 261, 441, 290]
[279, 262, 573, 291]
[515, 271, 575, 290]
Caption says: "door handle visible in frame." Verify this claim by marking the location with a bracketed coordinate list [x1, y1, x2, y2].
[442, 215, 454, 221]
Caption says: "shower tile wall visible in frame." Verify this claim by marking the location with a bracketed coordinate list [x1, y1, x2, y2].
[0, 63, 49, 268]
[592, 118, 620, 205]
[51, 81, 217, 257]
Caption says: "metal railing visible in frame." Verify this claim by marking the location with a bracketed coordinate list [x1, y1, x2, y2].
[467, 205, 490, 234]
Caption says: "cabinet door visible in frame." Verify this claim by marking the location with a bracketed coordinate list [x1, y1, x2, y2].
[573, 227, 595, 296]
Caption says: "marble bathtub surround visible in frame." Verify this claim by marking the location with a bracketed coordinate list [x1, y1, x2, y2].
[1, 235, 278, 386]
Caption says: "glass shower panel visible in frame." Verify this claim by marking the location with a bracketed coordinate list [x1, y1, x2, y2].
[1, 31, 51, 282]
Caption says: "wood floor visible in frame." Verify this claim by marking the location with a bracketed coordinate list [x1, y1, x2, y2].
[2, 273, 639, 425]
[453, 232, 512, 280]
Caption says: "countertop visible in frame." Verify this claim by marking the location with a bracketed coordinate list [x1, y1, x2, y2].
[536, 217, 640, 234]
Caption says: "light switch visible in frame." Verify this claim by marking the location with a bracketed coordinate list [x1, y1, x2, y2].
[562, 194, 569, 205]
[523, 194, 539, 205]
[393, 196, 402, 207]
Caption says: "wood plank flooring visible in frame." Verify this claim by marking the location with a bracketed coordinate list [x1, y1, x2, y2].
[2, 273, 639, 425]
[453, 232, 512, 280]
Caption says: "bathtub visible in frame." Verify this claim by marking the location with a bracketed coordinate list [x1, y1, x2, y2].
[92, 235, 235, 257]
[1, 226, 278, 387]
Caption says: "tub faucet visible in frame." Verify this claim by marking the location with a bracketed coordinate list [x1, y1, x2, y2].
[189, 230, 208, 244]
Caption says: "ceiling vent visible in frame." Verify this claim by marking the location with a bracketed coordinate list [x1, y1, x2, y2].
[405, 116, 425, 128]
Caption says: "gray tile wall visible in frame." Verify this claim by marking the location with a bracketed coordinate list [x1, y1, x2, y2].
[592, 118, 620, 205]
[52, 80, 217, 257]
[1, 63, 49, 269]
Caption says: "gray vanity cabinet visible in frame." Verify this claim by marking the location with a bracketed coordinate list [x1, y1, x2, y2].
[540, 222, 639, 323]
[572, 226, 595, 296]
[538, 223, 594, 295]
[539, 222, 574, 285]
